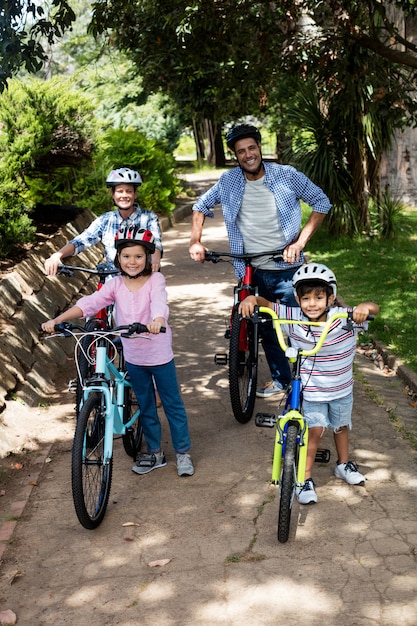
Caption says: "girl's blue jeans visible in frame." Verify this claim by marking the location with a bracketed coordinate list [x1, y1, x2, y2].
[126, 359, 192, 454]
[253, 267, 298, 387]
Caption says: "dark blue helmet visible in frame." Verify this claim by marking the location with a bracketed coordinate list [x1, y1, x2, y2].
[226, 124, 262, 150]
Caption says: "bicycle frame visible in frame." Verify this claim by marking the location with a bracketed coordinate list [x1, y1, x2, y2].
[81, 338, 140, 464]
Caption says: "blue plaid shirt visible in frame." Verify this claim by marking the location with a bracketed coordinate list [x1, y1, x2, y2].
[193, 162, 332, 278]
[70, 204, 162, 269]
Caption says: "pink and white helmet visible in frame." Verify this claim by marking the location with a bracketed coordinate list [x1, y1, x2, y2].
[114, 225, 155, 254]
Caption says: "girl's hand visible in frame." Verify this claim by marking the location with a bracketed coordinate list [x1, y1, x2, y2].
[147, 318, 165, 334]
[41, 319, 58, 333]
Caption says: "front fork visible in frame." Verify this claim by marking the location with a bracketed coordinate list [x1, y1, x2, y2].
[271, 412, 308, 487]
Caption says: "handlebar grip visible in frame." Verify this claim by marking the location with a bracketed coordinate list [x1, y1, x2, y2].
[204, 251, 219, 263]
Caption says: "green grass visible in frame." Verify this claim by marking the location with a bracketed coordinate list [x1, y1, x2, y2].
[304, 206, 417, 372]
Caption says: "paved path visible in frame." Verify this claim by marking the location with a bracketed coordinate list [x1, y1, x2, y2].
[1, 203, 417, 625]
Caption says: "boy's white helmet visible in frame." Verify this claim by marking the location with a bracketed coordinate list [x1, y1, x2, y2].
[292, 263, 337, 296]
[106, 167, 142, 187]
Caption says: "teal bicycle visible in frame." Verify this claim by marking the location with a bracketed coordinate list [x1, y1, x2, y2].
[46, 321, 164, 529]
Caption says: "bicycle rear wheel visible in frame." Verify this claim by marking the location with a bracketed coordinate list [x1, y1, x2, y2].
[229, 307, 258, 423]
[71, 393, 113, 529]
[75, 319, 104, 418]
[122, 386, 143, 459]
[278, 422, 299, 543]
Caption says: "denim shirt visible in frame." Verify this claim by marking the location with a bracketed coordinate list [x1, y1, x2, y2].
[192, 162, 332, 278]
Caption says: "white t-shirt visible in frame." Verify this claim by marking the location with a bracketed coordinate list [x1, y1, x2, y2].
[236, 177, 286, 269]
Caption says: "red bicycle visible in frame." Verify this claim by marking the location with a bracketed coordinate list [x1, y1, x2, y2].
[205, 249, 284, 423]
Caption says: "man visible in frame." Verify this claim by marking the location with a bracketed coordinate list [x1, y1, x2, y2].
[189, 124, 332, 396]
[44, 167, 162, 275]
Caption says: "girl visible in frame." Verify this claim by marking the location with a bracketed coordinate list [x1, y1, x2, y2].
[42, 225, 194, 477]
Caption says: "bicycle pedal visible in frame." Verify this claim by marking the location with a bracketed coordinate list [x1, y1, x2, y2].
[314, 448, 331, 463]
[68, 379, 77, 393]
[214, 352, 228, 366]
[255, 412, 276, 428]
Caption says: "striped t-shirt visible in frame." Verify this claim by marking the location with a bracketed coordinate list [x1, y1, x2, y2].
[273, 304, 367, 401]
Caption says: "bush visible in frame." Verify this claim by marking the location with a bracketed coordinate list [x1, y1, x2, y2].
[0, 80, 181, 258]
[79, 128, 181, 216]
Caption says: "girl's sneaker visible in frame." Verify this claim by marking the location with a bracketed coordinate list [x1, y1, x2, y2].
[334, 461, 365, 485]
[296, 478, 318, 504]
[176, 453, 194, 477]
[132, 451, 167, 475]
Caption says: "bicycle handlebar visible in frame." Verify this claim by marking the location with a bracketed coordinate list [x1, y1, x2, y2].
[40, 322, 166, 337]
[57, 263, 119, 278]
[204, 249, 284, 264]
[254, 306, 373, 357]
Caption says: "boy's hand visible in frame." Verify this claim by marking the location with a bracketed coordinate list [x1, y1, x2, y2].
[352, 304, 371, 324]
[238, 296, 257, 318]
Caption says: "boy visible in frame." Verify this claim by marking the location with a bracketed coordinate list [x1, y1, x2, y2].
[239, 262, 379, 504]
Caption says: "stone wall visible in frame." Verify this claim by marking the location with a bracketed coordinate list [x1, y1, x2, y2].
[0, 210, 106, 411]
[0, 201, 194, 417]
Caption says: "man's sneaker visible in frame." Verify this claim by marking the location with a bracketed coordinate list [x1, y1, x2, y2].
[256, 380, 284, 398]
[132, 451, 167, 475]
[334, 460, 365, 485]
[176, 453, 195, 477]
[296, 478, 318, 505]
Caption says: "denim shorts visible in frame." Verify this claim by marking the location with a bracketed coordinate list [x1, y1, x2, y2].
[302, 394, 353, 431]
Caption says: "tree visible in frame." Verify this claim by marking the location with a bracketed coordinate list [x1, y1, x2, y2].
[89, 0, 282, 166]
[0, 0, 76, 91]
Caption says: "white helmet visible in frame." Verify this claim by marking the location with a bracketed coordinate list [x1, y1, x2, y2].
[106, 167, 142, 188]
[292, 263, 337, 297]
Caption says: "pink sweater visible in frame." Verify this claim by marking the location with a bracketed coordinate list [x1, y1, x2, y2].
[77, 273, 173, 366]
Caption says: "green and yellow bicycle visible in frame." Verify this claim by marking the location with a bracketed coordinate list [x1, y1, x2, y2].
[253, 307, 366, 543]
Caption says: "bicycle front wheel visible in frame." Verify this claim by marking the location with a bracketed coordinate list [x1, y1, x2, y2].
[229, 307, 258, 423]
[122, 386, 143, 459]
[71, 393, 113, 529]
[278, 422, 299, 543]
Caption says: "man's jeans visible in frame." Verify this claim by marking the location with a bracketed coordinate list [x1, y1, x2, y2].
[253, 267, 299, 387]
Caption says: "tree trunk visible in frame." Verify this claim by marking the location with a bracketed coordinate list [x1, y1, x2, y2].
[204, 118, 226, 167]
[192, 118, 205, 167]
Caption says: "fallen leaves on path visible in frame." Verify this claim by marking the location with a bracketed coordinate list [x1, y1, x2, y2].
[0, 608, 17, 625]
[148, 558, 171, 568]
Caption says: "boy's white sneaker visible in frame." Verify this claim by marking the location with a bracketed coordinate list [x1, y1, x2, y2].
[296, 478, 318, 504]
[334, 461, 365, 485]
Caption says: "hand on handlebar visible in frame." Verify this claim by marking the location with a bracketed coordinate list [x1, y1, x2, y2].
[283, 243, 303, 264]
[41, 319, 60, 333]
[189, 242, 207, 263]
[44, 253, 63, 276]
[238, 296, 258, 318]
[351, 303, 377, 324]
[146, 318, 166, 334]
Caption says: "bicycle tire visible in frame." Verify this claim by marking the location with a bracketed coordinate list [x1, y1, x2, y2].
[229, 307, 258, 423]
[278, 422, 299, 543]
[71, 393, 113, 529]
[75, 319, 105, 418]
[122, 386, 143, 458]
